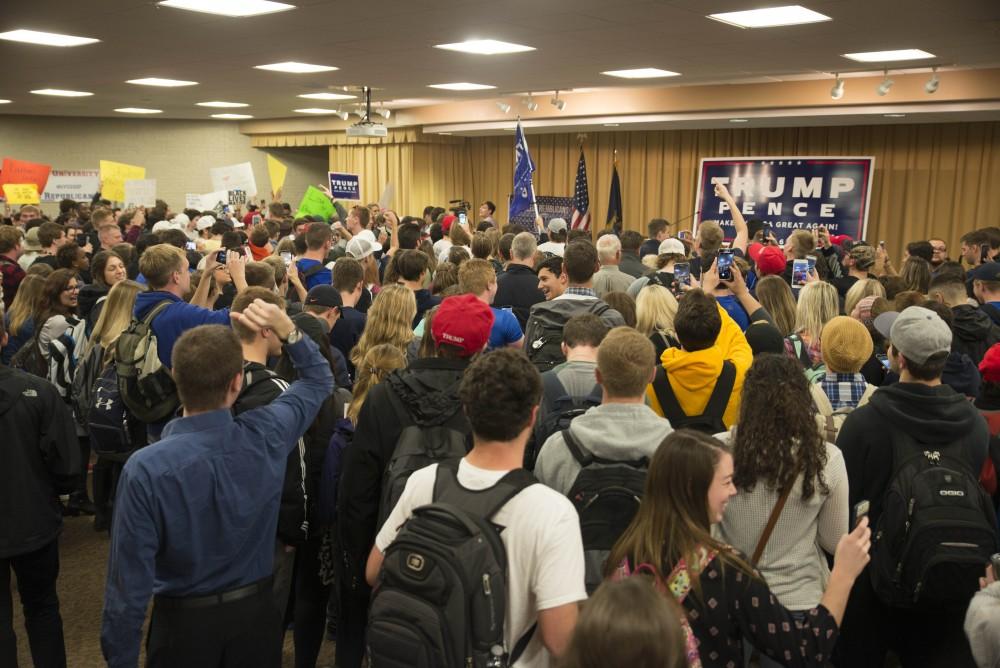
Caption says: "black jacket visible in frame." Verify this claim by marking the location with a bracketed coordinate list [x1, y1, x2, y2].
[0, 366, 80, 558]
[951, 304, 1000, 365]
[337, 357, 471, 566]
[619, 251, 647, 279]
[494, 264, 545, 331]
[233, 362, 307, 546]
[837, 382, 989, 528]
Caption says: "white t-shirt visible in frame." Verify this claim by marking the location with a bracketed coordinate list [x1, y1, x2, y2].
[537, 241, 565, 257]
[376, 458, 586, 668]
[432, 238, 453, 259]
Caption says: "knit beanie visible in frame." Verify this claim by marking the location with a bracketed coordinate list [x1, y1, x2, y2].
[821, 316, 874, 373]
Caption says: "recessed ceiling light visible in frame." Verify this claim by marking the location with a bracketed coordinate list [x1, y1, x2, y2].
[0, 29, 99, 47]
[707, 5, 830, 28]
[842, 49, 935, 62]
[297, 92, 357, 100]
[127, 77, 198, 87]
[294, 108, 339, 114]
[115, 107, 163, 114]
[255, 61, 337, 73]
[196, 101, 250, 108]
[434, 39, 535, 55]
[884, 113, 906, 118]
[428, 82, 496, 90]
[439, 132, 452, 135]
[211, 113, 253, 119]
[730, 118, 749, 123]
[603, 123, 620, 127]
[157, 0, 295, 17]
[31, 88, 93, 97]
[0, 99, 11, 104]
[601, 68, 680, 79]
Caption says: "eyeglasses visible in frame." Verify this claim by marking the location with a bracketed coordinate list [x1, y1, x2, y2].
[63, 284, 80, 292]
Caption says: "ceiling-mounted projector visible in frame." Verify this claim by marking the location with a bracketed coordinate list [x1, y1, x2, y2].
[346, 85, 388, 137]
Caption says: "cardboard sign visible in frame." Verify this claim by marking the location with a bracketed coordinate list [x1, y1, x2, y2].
[210, 162, 257, 198]
[100, 160, 146, 202]
[378, 182, 395, 210]
[267, 154, 287, 195]
[296, 185, 335, 219]
[228, 189, 247, 205]
[0, 158, 52, 194]
[2, 183, 41, 205]
[42, 169, 99, 203]
[124, 179, 157, 208]
[328, 172, 360, 200]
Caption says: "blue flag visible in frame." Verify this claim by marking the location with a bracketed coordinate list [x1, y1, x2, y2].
[606, 161, 622, 233]
[510, 121, 536, 219]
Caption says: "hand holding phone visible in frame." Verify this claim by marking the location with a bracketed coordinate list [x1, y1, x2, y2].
[792, 259, 809, 287]
[716, 249, 734, 281]
[852, 500, 870, 529]
[673, 262, 690, 287]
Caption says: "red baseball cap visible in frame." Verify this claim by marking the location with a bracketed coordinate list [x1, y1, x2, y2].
[830, 234, 852, 246]
[431, 294, 494, 357]
[979, 343, 1000, 383]
[755, 246, 786, 277]
[441, 214, 457, 234]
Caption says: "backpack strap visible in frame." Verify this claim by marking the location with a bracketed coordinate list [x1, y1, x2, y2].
[562, 428, 593, 467]
[751, 483, 794, 565]
[810, 384, 838, 443]
[702, 361, 737, 425]
[299, 261, 325, 279]
[509, 623, 537, 665]
[652, 367, 687, 424]
[432, 459, 537, 521]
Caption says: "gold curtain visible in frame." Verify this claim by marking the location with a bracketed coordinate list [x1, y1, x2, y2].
[319, 122, 1000, 256]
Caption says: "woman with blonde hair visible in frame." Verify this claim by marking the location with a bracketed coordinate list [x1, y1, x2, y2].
[347, 344, 408, 424]
[754, 275, 797, 337]
[1, 273, 46, 365]
[635, 284, 680, 358]
[350, 285, 417, 369]
[787, 281, 839, 368]
[899, 256, 932, 294]
[843, 278, 886, 319]
[85, 280, 145, 358]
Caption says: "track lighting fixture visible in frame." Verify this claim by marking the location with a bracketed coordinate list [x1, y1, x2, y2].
[523, 93, 539, 111]
[830, 74, 845, 100]
[876, 70, 894, 96]
[333, 109, 349, 120]
[550, 90, 566, 111]
[374, 107, 391, 119]
[925, 67, 939, 94]
[496, 101, 511, 113]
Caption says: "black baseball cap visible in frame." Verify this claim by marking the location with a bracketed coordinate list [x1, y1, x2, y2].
[970, 262, 1000, 282]
[304, 285, 342, 308]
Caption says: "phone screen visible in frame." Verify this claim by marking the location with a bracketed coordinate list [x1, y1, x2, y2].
[280, 251, 292, 266]
[806, 254, 817, 273]
[252, 214, 262, 225]
[216, 249, 228, 264]
[674, 262, 690, 285]
[459, 212, 468, 226]
[185, 241, 196, 251]
[716, 251, 734, 281]
[852, 500, 870, 528]
[792, 259, 809, 286]
[877, 353, 890, 370]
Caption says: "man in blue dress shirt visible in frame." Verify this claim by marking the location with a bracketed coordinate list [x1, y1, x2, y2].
[101, 300, 334, 668]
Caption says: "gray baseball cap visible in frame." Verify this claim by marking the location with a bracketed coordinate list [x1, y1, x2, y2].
[875, 306, 951, 364]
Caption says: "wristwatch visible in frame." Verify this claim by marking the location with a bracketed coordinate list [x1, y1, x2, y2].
[280, 328, 303, 345]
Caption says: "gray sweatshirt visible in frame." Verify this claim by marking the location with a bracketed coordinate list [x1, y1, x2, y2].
[965, 581, 1000, 668]
[534, 403, 673, 495]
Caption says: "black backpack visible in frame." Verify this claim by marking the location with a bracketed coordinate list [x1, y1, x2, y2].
[869, 432, 999, 611]
[526, 301, 611, 372]
[562, 429, 648, 593]
[88, 362, 147, 462]
[10, 328, 49, 378]
[378, 409, 470, 526]
[367, 459, 537, 668]
[651, 361, 735, 434]
[115, 300, 180, 424]
[525, 371, 602, 470]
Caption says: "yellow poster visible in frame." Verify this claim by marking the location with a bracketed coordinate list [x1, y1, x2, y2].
[2, 183, 40, 204]
[267, 154, 287, 195]
[99, 160, 146, 202]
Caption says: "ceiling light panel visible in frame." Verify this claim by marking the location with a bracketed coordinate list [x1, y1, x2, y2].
[115, 107, 163, 114]
[428, 82, 496, 90]
[297, 92, 356, 100]
[707, 5, 831, 28]
[255, 61, 337, 73]
[127, 77, 198, 87]
[602, 68, 680, 79]
[196, 101, 249, 107]
[294, 108, 339, 114]
[842, 49, 935, 62]
[211, 113, 253, 119]
[0, 29, 99, 47]
[435, 39, 535, 55]
[0, 99, 11, 104]
[31, 88, 93, 97]
[157, 0, 295, 17]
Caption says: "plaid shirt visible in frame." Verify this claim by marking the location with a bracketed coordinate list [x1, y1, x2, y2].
[564, 286, 596, 298]
[0, 256, 25, 310]
[820, 372, 868, 410]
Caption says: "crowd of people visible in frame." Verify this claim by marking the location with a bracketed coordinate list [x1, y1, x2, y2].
[1, 182, 999, 668]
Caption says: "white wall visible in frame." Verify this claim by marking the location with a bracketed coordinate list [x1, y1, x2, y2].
[0, 114, 328, 215]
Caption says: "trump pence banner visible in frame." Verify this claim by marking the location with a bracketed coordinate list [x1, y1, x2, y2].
[694, 157, 874, 242]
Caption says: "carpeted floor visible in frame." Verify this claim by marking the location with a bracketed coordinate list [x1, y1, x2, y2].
[10, 511, 337, 667]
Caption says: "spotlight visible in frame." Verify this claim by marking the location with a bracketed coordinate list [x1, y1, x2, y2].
[523, 93, 539, 111]
[375, 107, 391, 119]
[333, 109, 349, 120]
[496, 101, 511, 113]
[830, 74, 845, 100]
[925, 67, 939, 94]
[352, 109, 366, 118]
[550, 90, 566, 111]
[876, 70, 894, 96]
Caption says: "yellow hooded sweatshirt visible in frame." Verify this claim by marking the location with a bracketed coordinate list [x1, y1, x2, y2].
[645, 304, 752, 428]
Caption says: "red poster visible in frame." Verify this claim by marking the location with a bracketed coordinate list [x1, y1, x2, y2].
[0, 158, 52, 194]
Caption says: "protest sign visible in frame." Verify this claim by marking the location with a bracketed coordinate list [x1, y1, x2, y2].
[0, 158, 52, 194]
[328, 172, 360, 200]
[2, 184, 41, 205]
[296, 185, 335, 219]
[185, 193, 203, 209]
[42, 169, 99, 203]
[210, 162, 257, 197]
[694, 157, 875, 242]
[228, 189, 247, 206]
[100, 160, 145, 202]
[378, 182, 395, 210]
[267, 155, 287, 195]
[124, 179, 157, 208]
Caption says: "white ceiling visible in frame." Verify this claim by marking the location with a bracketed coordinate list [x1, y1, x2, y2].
[0, 0, 998, 120]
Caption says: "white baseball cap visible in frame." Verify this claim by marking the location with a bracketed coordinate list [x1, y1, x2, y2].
[347, 236, 379, 259]
[658, 238, 686, 255]
[196, 215, 216, 231]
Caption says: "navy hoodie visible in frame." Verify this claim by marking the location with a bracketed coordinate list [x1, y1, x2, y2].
[134, 291, 231, 368]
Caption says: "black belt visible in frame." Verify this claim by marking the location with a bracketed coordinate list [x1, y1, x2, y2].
[153, 576, 272, 610]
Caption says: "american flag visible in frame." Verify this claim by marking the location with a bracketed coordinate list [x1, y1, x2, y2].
[570, 149, 590, 231]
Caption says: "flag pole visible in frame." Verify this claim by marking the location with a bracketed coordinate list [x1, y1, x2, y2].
[522, 119, 540, 219]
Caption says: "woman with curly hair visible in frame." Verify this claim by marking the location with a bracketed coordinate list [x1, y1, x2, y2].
[717, 354, 849, 666]
[350, 284, 417, 368]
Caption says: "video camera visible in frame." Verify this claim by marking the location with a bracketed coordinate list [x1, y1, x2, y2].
[448, 198, 471, 216]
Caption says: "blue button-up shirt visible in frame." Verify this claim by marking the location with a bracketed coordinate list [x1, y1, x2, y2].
[100, 335, 334, 668]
